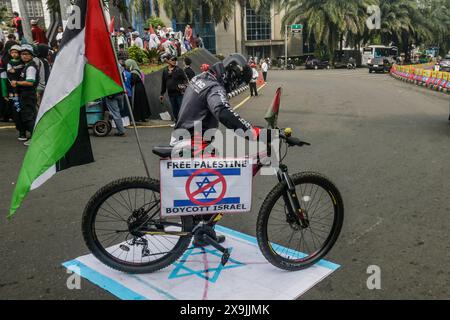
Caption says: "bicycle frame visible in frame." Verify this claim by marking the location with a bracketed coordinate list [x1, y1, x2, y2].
[145, 130, 309, 236]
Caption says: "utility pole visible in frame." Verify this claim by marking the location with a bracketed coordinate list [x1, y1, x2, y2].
[17, 0, 32, 43]
[284, 23, 288, 69]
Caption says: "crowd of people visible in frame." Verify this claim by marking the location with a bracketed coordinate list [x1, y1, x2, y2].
[0, 13, 269, 143]
[112, 24, 204, 61]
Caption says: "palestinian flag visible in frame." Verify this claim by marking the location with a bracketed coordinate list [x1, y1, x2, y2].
[264, 87, 282, 128]
[9, 0, 123, 217]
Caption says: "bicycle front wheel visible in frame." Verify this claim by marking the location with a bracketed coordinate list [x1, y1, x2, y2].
[82, 177, 194, 274]
[256, 172, 344, 271]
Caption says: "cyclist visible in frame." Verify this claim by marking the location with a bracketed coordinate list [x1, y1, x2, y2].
[171, 54, 260, 246]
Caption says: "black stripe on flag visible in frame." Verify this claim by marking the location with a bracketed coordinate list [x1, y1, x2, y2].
[56, 106, 94, 172]
[59, 0, 87, 50]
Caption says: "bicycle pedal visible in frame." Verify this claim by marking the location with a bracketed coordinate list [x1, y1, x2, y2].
[221, 249, 231, 266]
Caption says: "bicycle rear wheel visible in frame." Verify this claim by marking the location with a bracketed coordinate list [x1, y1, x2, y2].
[256, 172, 344, 271]
[82, 177, 194, 274]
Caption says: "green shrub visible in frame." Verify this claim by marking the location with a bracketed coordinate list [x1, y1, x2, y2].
[146, 16, 166, 29]
[128, 45, 146, 64]
[143, 48, 160, 64]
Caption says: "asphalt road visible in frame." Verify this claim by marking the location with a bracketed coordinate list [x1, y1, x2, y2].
[0, 68, 449, 299]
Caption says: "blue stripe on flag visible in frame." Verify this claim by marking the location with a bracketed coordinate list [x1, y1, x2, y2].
[174, 197, 240, 207]
[173, 168, 241, 177]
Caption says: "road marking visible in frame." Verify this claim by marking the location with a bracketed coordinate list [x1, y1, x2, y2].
[348, 217, 383, 245]
[233, 83, 267, 111]
[0, 125, 15, 130]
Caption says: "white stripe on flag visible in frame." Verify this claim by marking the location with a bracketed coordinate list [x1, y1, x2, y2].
[30, 165, 56, 190]
[36, 29, 86, 125]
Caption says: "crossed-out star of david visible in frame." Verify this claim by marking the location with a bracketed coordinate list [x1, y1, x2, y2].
[195, 177, 217, 198]
[168, 247, 245, 283]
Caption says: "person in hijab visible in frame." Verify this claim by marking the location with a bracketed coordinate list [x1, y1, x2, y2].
[124, 59, 151, 122]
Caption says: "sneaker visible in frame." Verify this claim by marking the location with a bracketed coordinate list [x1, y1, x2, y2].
[18, 135, 27, 141]
[114, 132, 126, 137]
[23, 140, 31, 146]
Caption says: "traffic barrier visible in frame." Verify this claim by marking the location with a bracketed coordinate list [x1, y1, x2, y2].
[390, 63, 450, 94]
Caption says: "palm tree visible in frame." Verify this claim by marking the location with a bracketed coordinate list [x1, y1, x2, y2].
[281, 0, 374, 61]
[371, 0, 432, 60]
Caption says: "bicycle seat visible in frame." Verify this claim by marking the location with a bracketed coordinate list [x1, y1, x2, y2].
[152, 145, 173, 158]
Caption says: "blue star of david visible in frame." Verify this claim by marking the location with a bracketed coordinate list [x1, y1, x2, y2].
[168, 246, 245, 283]
[195, 177, 217, 198]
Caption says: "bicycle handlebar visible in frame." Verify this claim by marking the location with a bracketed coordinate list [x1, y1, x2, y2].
[279, 130, 311, 147]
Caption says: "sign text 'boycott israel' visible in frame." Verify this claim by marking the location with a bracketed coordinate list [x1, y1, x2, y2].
[160, 159, 252, 217]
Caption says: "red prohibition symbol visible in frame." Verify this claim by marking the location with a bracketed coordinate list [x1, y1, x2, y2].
[185, 168, 227, 206]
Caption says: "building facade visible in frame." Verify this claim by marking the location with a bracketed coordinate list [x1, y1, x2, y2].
[117, 1, 303, 60]
[213, 1, 304, 59]
[1, 0, 51, 29]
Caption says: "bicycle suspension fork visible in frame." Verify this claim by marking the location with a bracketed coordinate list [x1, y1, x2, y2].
[277, 164, 310, 228]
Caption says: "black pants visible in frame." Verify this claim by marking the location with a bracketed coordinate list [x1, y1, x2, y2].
[262, 72, 267, 82]
[0, 98, 13, 121]
[250, 82, 258, 96]
[14, 93, 37, 136]
[169, 95, 183, 121]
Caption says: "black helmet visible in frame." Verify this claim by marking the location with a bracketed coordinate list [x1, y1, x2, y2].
[210, 53, 252, 93]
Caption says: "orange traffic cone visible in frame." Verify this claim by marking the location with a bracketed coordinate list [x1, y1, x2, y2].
[257, 70, 265, 86]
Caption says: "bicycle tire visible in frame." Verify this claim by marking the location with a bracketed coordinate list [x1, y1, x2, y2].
[82, 177, 194, 274]
[256, 172, 344, 271]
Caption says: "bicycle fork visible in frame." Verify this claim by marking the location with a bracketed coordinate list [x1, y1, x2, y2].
[278, 165, 310, 228]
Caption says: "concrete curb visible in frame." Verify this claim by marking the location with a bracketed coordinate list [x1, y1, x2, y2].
[228, 84, 250, 99]
[390, 72, 450, 95]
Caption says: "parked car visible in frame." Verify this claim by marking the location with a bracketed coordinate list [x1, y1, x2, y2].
[439, 55, 450, 72]
[305, 57, 330, 70]
[368, 57, 392, 73]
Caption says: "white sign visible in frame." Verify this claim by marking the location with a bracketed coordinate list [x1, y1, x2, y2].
[160, 158, 253, 217]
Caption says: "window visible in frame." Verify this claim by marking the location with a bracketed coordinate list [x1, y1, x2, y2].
[245, 0, 271, 41]
[0, 0, 12, 13]
[26, 0, 44, 19]
[174, 6, 216, 54]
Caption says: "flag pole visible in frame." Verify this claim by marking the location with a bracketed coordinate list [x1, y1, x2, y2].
[99, 0, 151, 178]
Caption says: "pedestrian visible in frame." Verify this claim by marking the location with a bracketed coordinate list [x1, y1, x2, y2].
[131, 31, 143, 49]
[184, 25, 194, 49]
[0, 42, 11, 122]
[117, 28, 127, 48]
[34, 44, 51, 107]
[117, 43, 129, 61]
[55, 26, 64, 43]
[149, 33, 160, 50]
[3, 34, 18, 60]
[6, 45, 24, 129]
[142, 27, 150, 49]
[261, 58, 268, 82]
[249, 63, 259, 97]
[31, 20, 48, 45]
[160, 54, 188, 123]
[0, 28, 5, 44]
[124, 59, 151, 122]
[195, 34, 204, 49]
[104, 93, 126, 136]
[157, 25, 165, 39]
[11, 45, 38, 146]
[184, 57, 195, 81]
[12, 12, 23, 41]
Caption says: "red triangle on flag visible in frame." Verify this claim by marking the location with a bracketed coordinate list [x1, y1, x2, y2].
[85, 1, 122, 87]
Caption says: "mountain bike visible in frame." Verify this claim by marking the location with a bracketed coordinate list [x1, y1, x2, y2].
[82, 89, 344, 273]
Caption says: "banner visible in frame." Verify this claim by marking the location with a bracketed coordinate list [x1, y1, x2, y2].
[160, 158, 253, 217]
